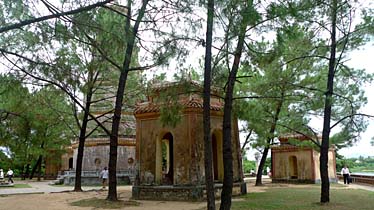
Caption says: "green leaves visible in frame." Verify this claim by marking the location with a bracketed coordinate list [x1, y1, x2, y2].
[0, 74, 74, 171]
[159, 103, 183, 128]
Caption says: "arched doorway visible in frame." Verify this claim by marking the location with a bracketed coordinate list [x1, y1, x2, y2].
[212, 130, 223, 182]
[68, 157, 73, 169]
[156, 132, 174, 185]
[289, 156, 298, 179]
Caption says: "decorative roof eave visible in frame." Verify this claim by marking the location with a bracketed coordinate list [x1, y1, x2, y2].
[271, 144, 335, 151]
[278, 133, 322, 143]
[134, 97, 223, 115]
[71, 137, 136, 149]
[271, 145, 311, 150]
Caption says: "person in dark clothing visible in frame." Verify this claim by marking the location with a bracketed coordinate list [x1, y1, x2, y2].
[341, 165, 350, 184]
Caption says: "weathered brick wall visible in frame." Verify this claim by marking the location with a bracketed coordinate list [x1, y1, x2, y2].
[73, 144, 135, 171]
[132, 182, 246, 201]
[136, 111, 242, 186]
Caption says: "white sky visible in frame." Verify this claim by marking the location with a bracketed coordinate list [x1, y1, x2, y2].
[244, 43, 374, 160]
[1, 1, 372, 159]
[338, 43, 374, 158]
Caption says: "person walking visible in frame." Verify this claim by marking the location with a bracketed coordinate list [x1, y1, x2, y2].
[6, 168, 14, 183]
[341, 165, 350, 184]
[100, 167, 109, 189]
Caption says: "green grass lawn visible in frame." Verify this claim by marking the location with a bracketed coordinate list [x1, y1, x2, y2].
[233, 185, 374, 210]
[0, 183, 32, 188]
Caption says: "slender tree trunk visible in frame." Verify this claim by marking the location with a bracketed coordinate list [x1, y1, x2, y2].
[320, 0, 337, 203]
[30, 142, 44, 180]
[255, 146, 268, 185]
[107, 0, 148, 201]
[37, 157, 42, 181]
[255, 99, 283, 186]
[220, 4, 251, 209]
[30, 156, 42, 180]
[21, 165, 26, 180]
[241, 130, 252, 155]
[203, 0, 216, 209]
[24, 163, 30, 179]
[74, 87, 93, 192]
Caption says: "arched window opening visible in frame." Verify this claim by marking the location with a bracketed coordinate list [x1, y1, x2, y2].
[156, 132, 174, 185]
[289, 156, 298, 179]
[162, 133, 173, 185]
[212, 130, 223, 182]
[68, 157, 74, 169]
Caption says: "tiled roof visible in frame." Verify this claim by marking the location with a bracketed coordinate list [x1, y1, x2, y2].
[278, 134, 322, 144]
[134, 97, 223, 114]
[134, 103, 160, 114]
[183, 97, 222, 110]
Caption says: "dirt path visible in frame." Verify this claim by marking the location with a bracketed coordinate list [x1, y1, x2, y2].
[0, 181, 260, 210]
[0, 188, 208, 210]
[1, 180, 373, 210]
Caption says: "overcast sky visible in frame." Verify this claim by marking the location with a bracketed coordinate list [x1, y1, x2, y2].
[338, 43, 374, 158]
[244, 42, 374, 160]
[1, 1, 372, 159]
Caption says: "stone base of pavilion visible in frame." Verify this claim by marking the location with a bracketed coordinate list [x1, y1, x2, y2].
[132, 181, 247, 201]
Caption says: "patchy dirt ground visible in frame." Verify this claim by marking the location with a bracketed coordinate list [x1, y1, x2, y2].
[0, 189, 209, 210]
[0, 182, 270, 210]
[0, 187, 208, 210]
[0, 181, 359, 210]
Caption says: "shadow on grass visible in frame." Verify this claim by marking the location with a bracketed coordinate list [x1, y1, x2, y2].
[71, 198, 140, 209]
[233, 185, 374, 210]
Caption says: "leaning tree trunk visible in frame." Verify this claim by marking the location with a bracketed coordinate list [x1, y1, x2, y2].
[37, 156, 42, 181]
[203, 0, 216, 209]
[220, 4, 251, 209]
[24, 163, 30, 179]
[255, 147, 269, 186]
[107, 0, 149, 201]
[73, 86, 93, 192]
[30, 155, 42, 180]
[320, 0, 337, 203]
[255, 99, 283, 186]
[30, 142, 44, 180]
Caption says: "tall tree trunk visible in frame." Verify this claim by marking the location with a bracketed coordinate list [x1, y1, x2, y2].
[203, 0, 216, 209]
[255, 99, 283, 186]
[24, 163, 30, 179]
[30, 142, 44, 180]
[37, 157, 42, 181]
[21, 165, 26, 180]
[255, 147, 268, 185]
[107, 0, 148, 201]
[220, 3, 251, 209]
[30, 156, 42, 180]
[73, 84, 93, 192]
[320, 0, 337, 203]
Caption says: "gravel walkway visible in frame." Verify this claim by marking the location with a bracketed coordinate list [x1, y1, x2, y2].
[0, 180, 127, 195]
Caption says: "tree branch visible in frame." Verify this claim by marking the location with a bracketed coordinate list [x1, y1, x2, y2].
[0, 0, 113, 33]
[330, 113, 374, 130]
